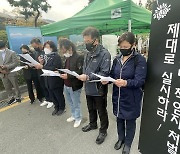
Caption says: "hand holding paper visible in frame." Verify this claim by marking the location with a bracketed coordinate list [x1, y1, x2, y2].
[20, 61, 34, 67]
[91, 73, 116, 82]
[19, 54, 39, 65]
[11, 66, 25, 73]
[41, 69, 60, 77]
[58, 69, 79, 77]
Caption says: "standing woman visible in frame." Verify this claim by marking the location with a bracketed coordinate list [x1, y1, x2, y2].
[102, 32, 147, 154]
[20, 45, 43, 104]
[59, 39, 84, 128]
[35, 41, 65, 116]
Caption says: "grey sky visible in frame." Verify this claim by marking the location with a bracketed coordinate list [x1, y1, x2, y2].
[0, 0, 147, 21]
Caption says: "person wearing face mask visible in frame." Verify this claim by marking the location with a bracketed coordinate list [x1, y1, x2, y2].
[77, 27, 111, 145]
[30, 38, 46, 104]
[59, 38, 84, 128]
[102, 32, 147, 154]
[0, 40, 21, 105]
[20, 45, 43, 104]
[35, 41, 65, 116]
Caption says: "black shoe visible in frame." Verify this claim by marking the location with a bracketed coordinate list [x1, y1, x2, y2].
[114, 140, 124, 150]
[122, 145, 131, 154]
[39, 99, 43, 103]
[82, 124, 98, 132]
[8, 98, 15, 105]
[56, 109, 66, 116]
[96, 132, 107, 144]
[52, 109, 58, 116]
[15, 98, 21, 103]
[30, 100, 35, 104]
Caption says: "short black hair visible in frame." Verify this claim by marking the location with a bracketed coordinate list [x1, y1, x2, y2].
[43, 40, 57, 52]
[59, 38, 76, 52]
[0, 40, 6, 49]
[118, 32, 135, 45]
[20, 45, 30, 51]
[82, 27, 100, 40]
[30, 38, 41, 44]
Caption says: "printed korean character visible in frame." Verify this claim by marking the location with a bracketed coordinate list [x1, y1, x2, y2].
[167, 141, 178, 154]
[166, 39, 178, 53]
[160, 84, 171, 98]
[157, 107, 168, 122]
[162, 72, 173, 85]
[175, 88, 180, 99]
[164, 53, 175, 65]
[167, 23, 180, 38]
[158, 96, 169, 110]
[168, 130, 180, 146]
[171, 102, 180, 129]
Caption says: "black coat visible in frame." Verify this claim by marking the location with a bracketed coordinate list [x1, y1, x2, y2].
[43, 52, 63, 90]
[34, 49, 45, 75]
[65, 52, 84, 91]
[20, 52, 38, 80]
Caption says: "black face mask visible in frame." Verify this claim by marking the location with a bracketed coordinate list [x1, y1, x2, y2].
[85, 39, 96, 52]
[120, 47, 133, 56]
[34, 47, 40, 51]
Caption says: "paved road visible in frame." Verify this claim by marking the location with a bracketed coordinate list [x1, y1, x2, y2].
[0, 87, 141, 154]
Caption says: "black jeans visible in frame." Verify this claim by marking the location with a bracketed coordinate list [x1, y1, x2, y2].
[86, 95, 109, 133]
[117, 118, 136, 147]
[38, 75, 50, 101]
[50, 87, 65, 111]
[26, 77, 43, 102]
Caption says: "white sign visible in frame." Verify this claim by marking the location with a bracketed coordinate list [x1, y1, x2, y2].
[111, 8, 121, 19]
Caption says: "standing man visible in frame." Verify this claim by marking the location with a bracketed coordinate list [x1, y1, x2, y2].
[30, 38, 51, 106]
[0, 40, 21, 105]
[20, 45, 43, 104]
[78, 27, 111, 144]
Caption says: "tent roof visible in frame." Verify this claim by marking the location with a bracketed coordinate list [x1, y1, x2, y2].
[41, 0, 152, 36]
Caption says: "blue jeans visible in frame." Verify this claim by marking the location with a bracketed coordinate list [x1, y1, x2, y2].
[64, 85, 82, 121]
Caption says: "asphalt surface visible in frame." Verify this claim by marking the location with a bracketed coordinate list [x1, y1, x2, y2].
[0, 87, 141, 154]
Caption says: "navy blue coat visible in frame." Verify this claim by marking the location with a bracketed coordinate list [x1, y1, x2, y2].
[43, 52, 64, 90]
[110, 51, 147, 120]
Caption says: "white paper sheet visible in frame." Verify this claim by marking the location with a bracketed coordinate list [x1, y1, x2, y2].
[11, 66, 24, 72]
[41, 69, 60, 77]
[20, 61, 34, 65]
[20, 61, 34, 67]
[19, 54, 39, 65]
[91, 73, 116, 82]
[58, 69, 79, 77]
[88, 80, 102, 82]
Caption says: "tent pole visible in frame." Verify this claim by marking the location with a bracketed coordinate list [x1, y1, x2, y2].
[128, 19, 132, 32]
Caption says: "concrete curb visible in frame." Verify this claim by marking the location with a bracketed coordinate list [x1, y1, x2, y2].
[0, 84, 27, 101]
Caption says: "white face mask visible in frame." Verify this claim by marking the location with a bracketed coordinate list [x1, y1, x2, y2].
[44, 48, 52, 54]
[64, 53, 72, 58]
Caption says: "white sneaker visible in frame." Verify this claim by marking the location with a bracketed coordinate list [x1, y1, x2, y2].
[47, 102, 53, 109]
[67, 116, 75, 122]
[40, 100, 48, 107]
[74, 120, 81, 128]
